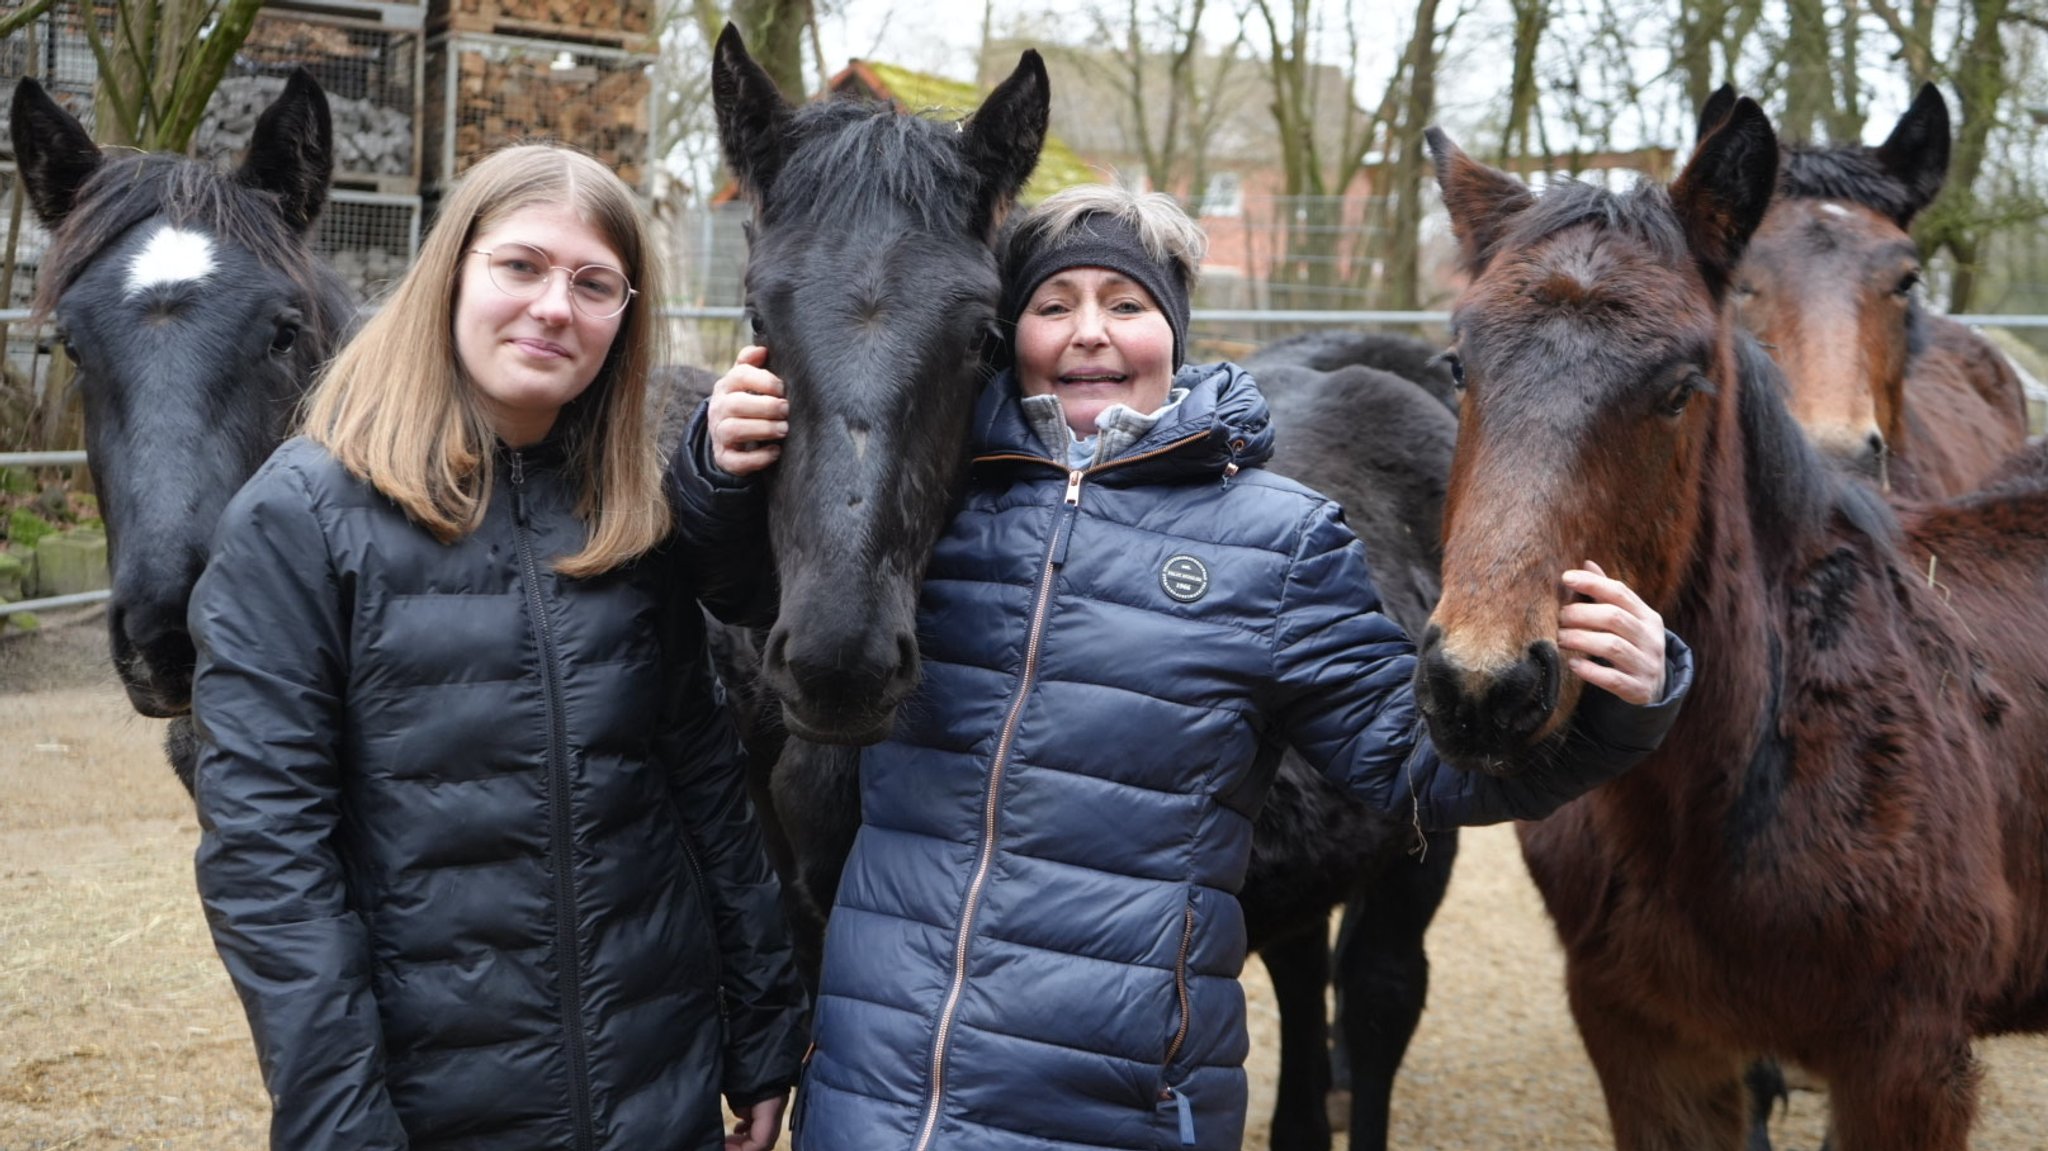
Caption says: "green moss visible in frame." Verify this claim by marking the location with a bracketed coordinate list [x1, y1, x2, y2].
[8, 508, 55, 551]
[858, 61, 1099, 203]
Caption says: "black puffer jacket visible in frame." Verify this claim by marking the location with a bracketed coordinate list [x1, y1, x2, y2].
[190, 411, 804, 1151]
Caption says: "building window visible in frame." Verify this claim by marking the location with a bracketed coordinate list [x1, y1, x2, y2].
[1199, 171, 1243, 218]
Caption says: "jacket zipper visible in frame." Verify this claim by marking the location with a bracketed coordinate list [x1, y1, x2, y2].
[910, 469, 1085, 1151]
[510, 451, 597, 1151]
[1160, 903, 1198, 1145]
[675, 827, 727, 1019]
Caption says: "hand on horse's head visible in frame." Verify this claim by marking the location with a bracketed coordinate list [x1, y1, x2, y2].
[710, 344, 789, 476]
[1558, 561, 1668, 706]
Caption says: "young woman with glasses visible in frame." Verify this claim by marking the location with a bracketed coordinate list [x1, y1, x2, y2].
[187, 144, 805, 1151]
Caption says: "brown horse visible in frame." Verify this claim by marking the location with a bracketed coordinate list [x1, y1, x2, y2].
[1416, 100, 2048, 1149]
[1701, 83, 2028, 496]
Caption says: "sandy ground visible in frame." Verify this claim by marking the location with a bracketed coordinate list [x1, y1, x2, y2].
[4, 611, 2047, 1149]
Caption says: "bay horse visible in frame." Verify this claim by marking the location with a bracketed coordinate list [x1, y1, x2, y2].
[12, 72, 352, 790]
[1700, 82, 2028, 497]
[1418, 98, 2048, 1149]
[712, 26, 1460, 1150]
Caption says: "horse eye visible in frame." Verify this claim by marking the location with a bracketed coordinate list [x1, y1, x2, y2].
[1895, 270, 1922, 297]
[747, 309, 766, 340]
[1659, 375, 1706, 418]
[61, 339, 83, 366]
[1434, 351, 1467, 390]
[271, 324, 299, 355]
[970, 321, 1000, 355]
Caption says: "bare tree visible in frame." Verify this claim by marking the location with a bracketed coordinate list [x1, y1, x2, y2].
[1070, 0, 1248, 199]
[1500, 0, 1553, 165]
[732, 0, 811, 100]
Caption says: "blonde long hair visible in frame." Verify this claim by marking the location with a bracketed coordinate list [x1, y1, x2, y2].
[302, 144, 669, 577]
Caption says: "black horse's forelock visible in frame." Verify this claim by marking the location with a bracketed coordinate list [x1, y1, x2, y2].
[1778, 146, 1921, 225]
[762, 100, 978, 234]
[1496, 178, 1692, 271]
[36, 152, 350, 353]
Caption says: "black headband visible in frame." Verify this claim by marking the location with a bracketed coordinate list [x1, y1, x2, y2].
[1002, 211, 1192, 368]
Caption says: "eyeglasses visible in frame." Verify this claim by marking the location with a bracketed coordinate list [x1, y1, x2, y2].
[470, 243, 637, 319]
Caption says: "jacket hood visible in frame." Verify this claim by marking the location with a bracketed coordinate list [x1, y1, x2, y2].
[971, 360, 1274, 485]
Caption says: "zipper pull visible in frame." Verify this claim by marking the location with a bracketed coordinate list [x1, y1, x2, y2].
[508, 450, 529, 525]
[1049, 471, 1083, 567]
[1161, 1085, 1195, 1145]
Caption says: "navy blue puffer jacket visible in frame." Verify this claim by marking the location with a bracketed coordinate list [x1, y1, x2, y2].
[190, 411, 806, 1151]
[796, 363, 1691, 1151]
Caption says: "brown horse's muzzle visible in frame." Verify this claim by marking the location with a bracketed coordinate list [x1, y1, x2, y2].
[1413, 624, 1564, 773]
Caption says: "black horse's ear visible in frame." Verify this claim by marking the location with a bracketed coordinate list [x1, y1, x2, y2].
[960, 50, 1049, 237]
[712, 23, 792, 201]
[1873, 82, 1950, 227]
[10, 77, 103, 228]
[1696, 84, 1738, 144]
[235, 69, 333, 232]
[1670, 96, 1778, 301]
[1425, 127, 1534, 277]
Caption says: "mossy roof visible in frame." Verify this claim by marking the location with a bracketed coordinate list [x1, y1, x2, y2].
[836, 60, 1100, 202]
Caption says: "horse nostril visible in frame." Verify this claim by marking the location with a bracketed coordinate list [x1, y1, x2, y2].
[1529, 640, 1560, 717]
[1419, 623, 1444, 657]
[891, 633, 919, 687]
[762, 628, 792, 675]
[1866, 430, 1887, 461]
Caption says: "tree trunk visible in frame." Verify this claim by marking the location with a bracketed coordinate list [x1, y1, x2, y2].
[1383, 0, 1442, 311]
[1780, 0, 1830, 142]
[1499, 0, 1550, 165]
[733, 0, 810, 100]
[1921, 0, 2012, 313]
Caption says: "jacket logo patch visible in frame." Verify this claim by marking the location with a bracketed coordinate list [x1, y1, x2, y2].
[1161, 555, 1210, 603]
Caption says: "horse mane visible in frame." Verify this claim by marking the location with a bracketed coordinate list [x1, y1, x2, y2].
[765, 99, 976, 234]
[1734, 331, 1898, 560]
[35, 152, 352, 352]
[1777, 145, 1922, 226]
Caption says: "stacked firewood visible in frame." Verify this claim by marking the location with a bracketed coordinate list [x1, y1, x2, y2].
[198, 75, 415, 180]
[425, 44, 648, 190]
[431, 0, 653, 38]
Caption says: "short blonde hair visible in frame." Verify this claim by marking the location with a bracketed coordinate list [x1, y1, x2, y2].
[301, 144, 668, 577]
[1006, 184, 1207, 286]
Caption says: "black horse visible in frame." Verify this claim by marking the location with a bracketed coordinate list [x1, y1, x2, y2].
[713, 28, 1463, 1146]
[11, 72, 351, 790]
[1247, 350, 1460, 1151]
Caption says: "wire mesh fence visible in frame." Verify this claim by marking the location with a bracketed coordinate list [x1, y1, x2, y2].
[422, 33, 653, 197]
[0, 6, 98, 156]
[196, 9, 426, 194]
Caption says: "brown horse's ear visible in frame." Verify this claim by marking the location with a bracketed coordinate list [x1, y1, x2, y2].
[1874, 82, 1950, 227]
[1696, 84, 1738, 145]
[960, 50, 1049, 239]
[236, 69, 333, 233]
[9, 77, 103, 229]
[1670, 96, 1778, 301]
[1425, 127, 1534, 276]
[712, 23, 793, 203]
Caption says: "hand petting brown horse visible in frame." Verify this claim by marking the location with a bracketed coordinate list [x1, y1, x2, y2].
[1418, 98, 2048, 1150]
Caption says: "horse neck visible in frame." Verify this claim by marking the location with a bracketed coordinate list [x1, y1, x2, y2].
[1654, 334, 1847, 790]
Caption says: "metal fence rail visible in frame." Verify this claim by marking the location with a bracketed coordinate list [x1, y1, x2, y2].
[6, 301, 2047, 618]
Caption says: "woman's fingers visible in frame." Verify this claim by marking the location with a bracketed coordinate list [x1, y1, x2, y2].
[1559, 563, 1666, 705]
[708, 346, 790, 476]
